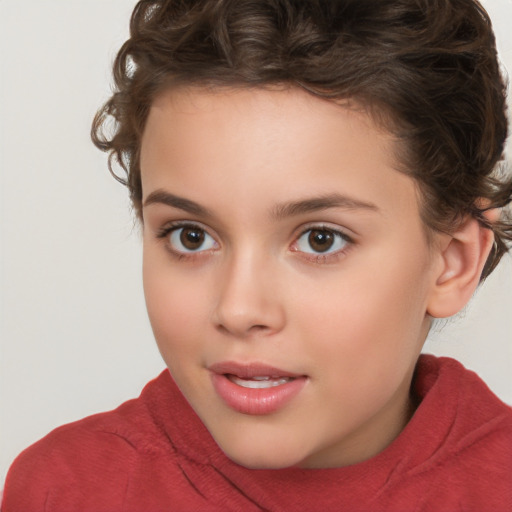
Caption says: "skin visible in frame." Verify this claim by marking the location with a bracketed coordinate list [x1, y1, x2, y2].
[140, 86, 449, 469]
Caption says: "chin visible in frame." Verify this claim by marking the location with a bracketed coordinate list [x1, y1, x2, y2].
[231, 455, 298, 470]
[220, 442, 304, 470]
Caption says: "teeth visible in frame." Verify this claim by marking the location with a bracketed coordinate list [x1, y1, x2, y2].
[228, 375, 292, 389]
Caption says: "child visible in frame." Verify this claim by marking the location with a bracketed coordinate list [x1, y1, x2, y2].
[3, 0, 512, 510]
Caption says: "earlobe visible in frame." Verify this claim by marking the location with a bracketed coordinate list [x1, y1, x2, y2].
[427, 216, 495, 318]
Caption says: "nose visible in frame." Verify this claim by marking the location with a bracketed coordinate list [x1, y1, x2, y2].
[212, 251, 286, 338]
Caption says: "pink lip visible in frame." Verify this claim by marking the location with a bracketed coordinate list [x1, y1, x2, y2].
[209, 361, 307, 415]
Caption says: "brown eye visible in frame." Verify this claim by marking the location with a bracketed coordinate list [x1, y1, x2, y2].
[295, 227, 349, 255]
[308, 229, 334, 253]
[180, 227, 205, 250]
[168, 225, 217, 253]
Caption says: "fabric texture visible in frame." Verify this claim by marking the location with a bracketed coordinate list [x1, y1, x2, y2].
[2, 354, 512, 512]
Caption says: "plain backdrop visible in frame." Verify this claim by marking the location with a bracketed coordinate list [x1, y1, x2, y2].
[1, 0, 511, 482]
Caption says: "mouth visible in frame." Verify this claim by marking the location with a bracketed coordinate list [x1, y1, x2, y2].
[226, 375, 296, 389]
[209, 362, 307, 415]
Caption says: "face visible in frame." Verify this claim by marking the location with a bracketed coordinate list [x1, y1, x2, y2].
[140, 87, 441, 469]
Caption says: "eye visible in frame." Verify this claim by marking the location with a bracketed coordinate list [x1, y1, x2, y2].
[295, 228, 349, 255]
[168, 225, 217, 253]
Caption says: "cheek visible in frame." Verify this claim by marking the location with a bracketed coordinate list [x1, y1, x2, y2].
[294, 267, 428, 423]
[142, 254, 209, 357]
[292, 249, 432, 365]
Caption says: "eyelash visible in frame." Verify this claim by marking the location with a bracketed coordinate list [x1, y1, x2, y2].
[156, 222, 217, 261]
[291, 224, 354, 264]
[155, 222, 354, 263]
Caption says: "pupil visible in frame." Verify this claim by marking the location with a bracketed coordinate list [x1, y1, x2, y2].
[309, 229, 334, 252]
[180, 228, 204, 250]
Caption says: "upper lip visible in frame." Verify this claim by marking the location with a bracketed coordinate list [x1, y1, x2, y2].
[209, 361, 304, 379]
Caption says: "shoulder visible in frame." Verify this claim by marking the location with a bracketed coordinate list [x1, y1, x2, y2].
[406, 355, 512, 510]
[2, 371, 175, 511]
[428, 355, 512, 432]
[417, 355, 512, 459]
[446, 357, 512, 500]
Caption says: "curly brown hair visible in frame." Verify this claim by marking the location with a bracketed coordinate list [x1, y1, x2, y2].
[92, 0, 512, 279]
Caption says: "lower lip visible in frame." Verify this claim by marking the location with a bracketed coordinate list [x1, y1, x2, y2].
[210, 373, 307, 415]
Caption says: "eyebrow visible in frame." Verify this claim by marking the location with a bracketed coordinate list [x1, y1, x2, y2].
[143, 190, 212, 217]
[143, 190, 379, 220]
[271, 193, 379, 219]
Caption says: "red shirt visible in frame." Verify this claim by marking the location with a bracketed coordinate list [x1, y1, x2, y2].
[3, 355, 512, 511]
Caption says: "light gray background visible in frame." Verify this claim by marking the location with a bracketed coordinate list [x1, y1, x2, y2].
[1, 0, 511, 482]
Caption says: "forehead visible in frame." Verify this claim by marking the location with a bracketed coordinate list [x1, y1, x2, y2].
[146, 85, 392, 146]
[140, 86, 420, 223]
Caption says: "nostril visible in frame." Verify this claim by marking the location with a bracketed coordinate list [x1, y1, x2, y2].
[250, 325, 268, 332]
[216, 324, 230, 335]
[215, 322, 271, 337]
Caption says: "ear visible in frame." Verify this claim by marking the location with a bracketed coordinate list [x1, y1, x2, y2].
[427, 215, 495, 318]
